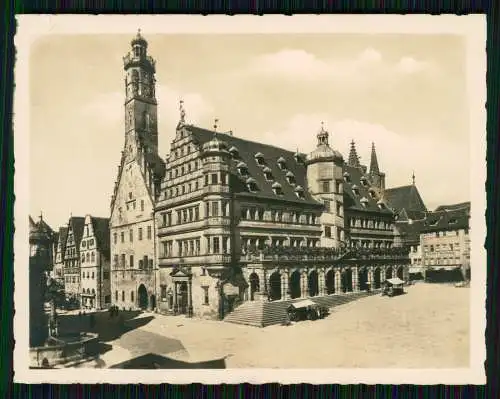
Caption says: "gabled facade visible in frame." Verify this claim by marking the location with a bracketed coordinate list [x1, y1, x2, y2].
[79, 215, 111, 309]
[109, 31, 165, 311]
[63, 216, 85, 303]
[52, 226, 68, 284]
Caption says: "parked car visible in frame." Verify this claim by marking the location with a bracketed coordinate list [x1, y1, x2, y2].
[381, 278, 405, 297]
[287, 299, 329, 322]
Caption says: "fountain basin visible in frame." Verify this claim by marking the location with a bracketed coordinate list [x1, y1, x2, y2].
[30, 332, 99, 368]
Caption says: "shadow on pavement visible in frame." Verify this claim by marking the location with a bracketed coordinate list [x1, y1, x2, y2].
[58, 310, 155, 343]
[109, 353, 227, 369]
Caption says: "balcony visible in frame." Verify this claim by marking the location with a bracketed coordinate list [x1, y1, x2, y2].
[123, 54, 156, 70]
[241, 245, 409, 263]
[238, 219, 321, 233]
[348, 227, 394, 236]
[204, 217, 231, 227]
[158, 253, 231, 266]
[203, 185, 230, 195]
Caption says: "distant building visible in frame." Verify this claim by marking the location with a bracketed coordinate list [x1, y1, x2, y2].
[420, 202, 471, 282]
[52, 226, 68, 285]
[62, 216, 85, 305]
[79, 215, 111, 309]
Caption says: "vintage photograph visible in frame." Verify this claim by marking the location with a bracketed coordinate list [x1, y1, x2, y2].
[15, 15, 486, 384]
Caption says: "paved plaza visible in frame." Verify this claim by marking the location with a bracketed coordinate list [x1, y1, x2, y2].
[68, 282, 469, 369]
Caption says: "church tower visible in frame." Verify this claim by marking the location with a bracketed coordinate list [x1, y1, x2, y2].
[110, 31, 165, 312]
[368, 142, 386, 193]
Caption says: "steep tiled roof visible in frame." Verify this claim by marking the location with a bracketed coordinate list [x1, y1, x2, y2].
[57, 226, 68, 252]
[384, 185, 427, 213]
[91, 217, 110, 255]
[69, 216, 86, 248]
[342, 165, 393, 214]
[187, 126, 322, 206]
[421, 204, 470, 233]
[434, 202, 471, 212]
[395, 219, 426, 244]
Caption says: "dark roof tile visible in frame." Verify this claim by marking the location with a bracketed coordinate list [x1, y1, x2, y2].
[384, 185, 427, 213]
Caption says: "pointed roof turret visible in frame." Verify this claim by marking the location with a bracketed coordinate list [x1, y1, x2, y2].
[369, 142, 380, 174]
[348, 140, 360, 168]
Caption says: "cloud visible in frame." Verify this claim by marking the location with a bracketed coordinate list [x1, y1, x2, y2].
[240, 48, 434, 84]
[247, 114, 468, 210]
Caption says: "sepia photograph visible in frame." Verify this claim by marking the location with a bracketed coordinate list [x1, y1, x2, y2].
[14, 15, 486, 384]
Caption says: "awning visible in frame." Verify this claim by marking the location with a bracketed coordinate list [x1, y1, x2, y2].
[289, 299, 317, 309]
[385, 277, 405, 285]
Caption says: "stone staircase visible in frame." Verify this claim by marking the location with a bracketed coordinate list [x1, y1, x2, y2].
[224, 290, 379, 328]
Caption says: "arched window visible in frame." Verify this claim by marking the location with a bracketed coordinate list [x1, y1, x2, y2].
[122, 291, 125, 301]
[86, 253, 90, 262]
[92, 272, 95, 279]
[91, 252, 95, 262]
[115, 291, 118, 301]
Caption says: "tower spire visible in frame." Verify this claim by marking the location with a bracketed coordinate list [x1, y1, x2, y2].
[316, 121, 329, 146]
[348, 140, 360, 168]
[369, 142, 380, 174]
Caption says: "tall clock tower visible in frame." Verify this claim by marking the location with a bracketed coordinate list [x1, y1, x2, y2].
[123, 30, 158, 161]
[110, 31, 165, 312]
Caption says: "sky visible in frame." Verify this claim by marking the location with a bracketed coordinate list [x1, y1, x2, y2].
[29, 33, 471, 229]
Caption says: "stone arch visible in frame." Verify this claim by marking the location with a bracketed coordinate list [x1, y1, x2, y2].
[358, 267, 369, 291]
[269, 271, 282, 301]
[341, 268, 353, 293]
[373, 267, 382, 289]
[385, 266, 393, 280]
[325, 269, 335, 294]
[289, 270, 301, 299]
[308, 270, 319, 297]
[397, 266, 404, 280]
[138, 284, 148, 310]
[249, 272, 260, 301]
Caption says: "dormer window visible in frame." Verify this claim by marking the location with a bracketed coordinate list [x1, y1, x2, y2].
[286, 171, 295, 185]
[272, 182, 283, 195]
[343, 171, 351, 182]
[360, 197, 369, 207]
[237, 162, 248, 176]
[377, 200, 386, 210]
[294, 185, 305, 199]
[246, 177, 258, 192]
[254, 152, 265, 166]
[449, 218, 457, 225]
[352, 184, 359, 196]
[229, 146, 238, 158]
[369, 189, 377, 199]
[360, 176, 369, 187]
[263, 166, 273, 180]
[277, 156, 287, 170]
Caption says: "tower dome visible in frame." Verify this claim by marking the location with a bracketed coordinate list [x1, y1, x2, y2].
[305, 122, 343, 165]
[202, 134, 229, 154]
[131, 29, 148, 47]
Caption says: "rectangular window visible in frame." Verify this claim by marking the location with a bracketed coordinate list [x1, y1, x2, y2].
[196, 239, 200, 254]
[325, 226, 331, 238]
[122, 291, 125, 301]
[213, 237, 220, 254]
[121, 254, 125, 268]
[113, 254, 118, 267]
[113, 233, 117, 244]
[139, 228, 143, 240]
[161, 285, 167, 300]
[121, 232, 124, 243]
[162, 213, 167, 226]
[322, 181, 330, 193]
[129, 229, 133, 242]
[139, 260, 144, 269]
[105, 295, 111, 304]
[203, 286, 209, 305]
[130, 255, 134, 269]
[147, 225, 152, 240]
[188, 208, 193, 222]
[205, 175, 209, 186]
[183, 209, 188, 223]
[211, 173, 218, 185]
[162, 242, 169, 257]
[212, 202, 219, 217]
[336, 202, 342, 215]
[149, 259, 153, 269]
[131, 291, 134, 302]
[167, 212, 172, 226]
[323, 199, 330, 212]
[141, 200, 144, 212]
[195, 206, 199, 220]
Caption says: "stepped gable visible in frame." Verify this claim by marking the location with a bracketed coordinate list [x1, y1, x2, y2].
[422, 203, 470, 233]
[187, 125, 322, 206]
[384, 184, 427, 213]
[342, 164, 393, 214]
[91, 217, 110, 257]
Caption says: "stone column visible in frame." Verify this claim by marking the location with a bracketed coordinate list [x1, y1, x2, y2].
[301, 270, 308, 297]
[335, 270, 342, 293]
[368, 268, 374, 291]
[281, 271, 289, 300]
[173, 282, 178, 314]
[352, 266, 359, 292]
[319, 269, 325, 296]
[187, 280, 193, 317]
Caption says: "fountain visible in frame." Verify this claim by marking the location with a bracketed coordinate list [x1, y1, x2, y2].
[28, 215, 99, 369]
